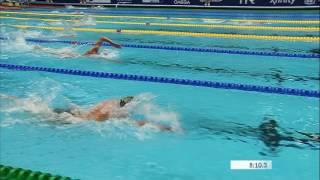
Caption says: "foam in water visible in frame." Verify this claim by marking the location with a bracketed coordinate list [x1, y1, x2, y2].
[32, 45, 121, 60]
[73, 14, 97, 26]
[66, 5, 88, 10]
[90, 49, 120, 61]
[70, 11, 85, 15]
[56, 23, 77, 37]
[0, 54, 9, 60]
[50, 10, 60, 13]
[0, 28, 80, 58]
[66, 5, 75, 9]
[227, 21, 262, 25]
[33, 45, 81, 58]
[0, 31, 34, 53]
[202, 19, 228, 24]
[92, 6, 106, 10]
[49, 14, 96, 28]
[123, 93, 182, 132]
[2, 25, 76, 40]
[0, 78, 84, 126]
[202, 19, 270, 25]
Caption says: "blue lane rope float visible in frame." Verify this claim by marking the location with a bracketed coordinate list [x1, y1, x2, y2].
[0, 64, 319, 98]
[0, 37, 318, 59]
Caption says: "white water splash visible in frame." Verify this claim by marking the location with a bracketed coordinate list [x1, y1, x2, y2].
[227, 21, 268, 25]
[73, 14, 96, 26]
[124, 93, 182, 133]
[0, 32, 119, 60]
[50, 10, 60, 13]
[33, 45, 81, 58]
[92, 6, 106, 10]
[202, 19, 228, 24]
[66, 5, 88, 10]
[89, 49, 120, 61]
[202, 19, 270, 25]
[0, 32, 34, 53]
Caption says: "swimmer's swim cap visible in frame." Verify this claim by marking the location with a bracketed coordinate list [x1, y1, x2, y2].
[120, 96, 134, 107]
[263, 117, 278, 127]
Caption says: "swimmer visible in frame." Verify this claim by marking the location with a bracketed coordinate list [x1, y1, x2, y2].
[83, 36, 121, 56]
[33, 36, 121, 58]
[1, 94, 172, 131]
[53, 96, 172, 131]
[257, 118, 319, 150]
[258, 119, 282, 150]
[199, 117, 319, 151]
[54, 96, 135, 121]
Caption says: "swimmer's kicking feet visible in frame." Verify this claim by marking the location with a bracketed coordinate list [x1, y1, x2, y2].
[53, 96, 173, 132]
[33, 36, 121, 58]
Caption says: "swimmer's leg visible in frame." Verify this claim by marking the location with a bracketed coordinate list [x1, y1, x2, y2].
[33, 45, 42, 50]
[136, 121, 172, 132]
[0, 94, 22, 104]
[0, 94, 18, 100]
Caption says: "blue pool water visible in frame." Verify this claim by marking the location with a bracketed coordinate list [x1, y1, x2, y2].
[0, 7, 319, 180]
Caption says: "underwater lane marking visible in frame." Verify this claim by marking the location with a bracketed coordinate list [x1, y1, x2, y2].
[2, 24, 319, 42]
[0, 63, 319, 98]
[0, 16, 318, 32]
[1, 11, 319, 24]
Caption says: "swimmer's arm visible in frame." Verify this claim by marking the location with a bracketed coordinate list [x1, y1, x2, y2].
[99, 36, 122, 49]
[83, 36, 121, 56]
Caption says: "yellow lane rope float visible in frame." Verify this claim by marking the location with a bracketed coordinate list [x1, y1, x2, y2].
[2, 24, 319, 42]
[1, 11, 319, 24]
[0, 16, 318, 32]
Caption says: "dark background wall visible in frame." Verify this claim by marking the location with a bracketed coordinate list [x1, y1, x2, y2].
[35, 0, 320, 7]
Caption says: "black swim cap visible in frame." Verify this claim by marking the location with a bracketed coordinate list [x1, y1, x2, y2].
[268, 119, 278, 127]
[120, 96, 134, 107]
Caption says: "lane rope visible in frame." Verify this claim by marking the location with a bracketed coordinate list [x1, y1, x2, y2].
[0, 164, 72, 180]
[1, 16, 318, 32]
[0, 63, 319, 98]
[1, 37, 318, 58]
[1, 11, 319, 24]
[2, 24, 319, 42]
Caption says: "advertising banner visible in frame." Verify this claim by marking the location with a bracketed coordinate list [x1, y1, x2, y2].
[41, 0, 320, 6]
[88, 0, 111, 3]
[138, 0, 320, 6]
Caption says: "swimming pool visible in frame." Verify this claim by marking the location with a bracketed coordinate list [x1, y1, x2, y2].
[0, 7, 319, 180]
